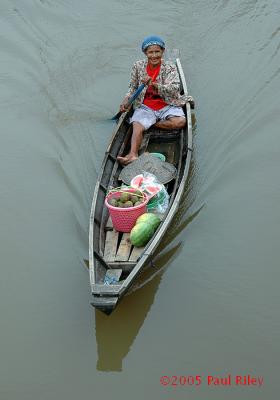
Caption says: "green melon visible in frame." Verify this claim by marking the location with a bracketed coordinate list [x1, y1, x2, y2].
[136, 213, 161, 231]
[130, 222, 155, 247]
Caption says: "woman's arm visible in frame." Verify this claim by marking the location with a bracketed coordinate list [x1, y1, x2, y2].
[125, 62, 139, 98]
[119, 63, 140, 111]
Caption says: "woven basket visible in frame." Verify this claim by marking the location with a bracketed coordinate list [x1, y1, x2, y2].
[105, 189, 148, 232]
[119, 153, 177, 185]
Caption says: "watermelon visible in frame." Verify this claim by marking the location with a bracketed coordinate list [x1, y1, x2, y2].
[144, 183, 162, 197]
[131, 175, 144, 188]
[130, 222, 155, 247]
[136, 213, 161, 231]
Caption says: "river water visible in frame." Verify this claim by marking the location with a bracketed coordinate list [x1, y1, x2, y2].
[1, 1, 279, 399]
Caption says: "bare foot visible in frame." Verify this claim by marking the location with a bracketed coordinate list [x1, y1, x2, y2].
[154, 116, 186, 130]
[117, 154, 138, 166]
[154, 121, 162, 128]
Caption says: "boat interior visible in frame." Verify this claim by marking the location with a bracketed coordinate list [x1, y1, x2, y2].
[91, 112, 188, 286]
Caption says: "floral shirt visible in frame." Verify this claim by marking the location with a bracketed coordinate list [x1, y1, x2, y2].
[125, 59, 188, 109]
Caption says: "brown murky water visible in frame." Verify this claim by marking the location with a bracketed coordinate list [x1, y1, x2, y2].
[1, 1, 279, 399]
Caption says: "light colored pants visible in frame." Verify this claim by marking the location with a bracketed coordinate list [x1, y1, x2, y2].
[130, 104, 185, 130]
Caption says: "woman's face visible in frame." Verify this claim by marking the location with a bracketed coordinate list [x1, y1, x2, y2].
[145, 45, 164, 67]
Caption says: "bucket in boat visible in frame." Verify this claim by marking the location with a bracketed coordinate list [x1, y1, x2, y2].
[105, 188, 148, 232]
[150, 152, 166, 162]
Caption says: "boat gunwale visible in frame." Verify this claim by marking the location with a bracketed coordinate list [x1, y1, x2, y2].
[89, 114, 127, 286]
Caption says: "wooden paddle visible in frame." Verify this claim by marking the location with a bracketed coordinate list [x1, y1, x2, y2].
[112, 70, 158, 120]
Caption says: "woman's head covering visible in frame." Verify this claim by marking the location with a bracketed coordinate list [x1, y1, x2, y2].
[141, 35, 165, 52]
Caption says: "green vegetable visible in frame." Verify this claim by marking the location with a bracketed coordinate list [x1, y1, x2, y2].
[108, 198, 118, 207]
[130, 195, 138, 204]
[122, 200, 133, 208]
[136, 213, 161, 231]
[134, 189, 143, 197]
[120, 192, 130, 202]
[130, 222, 155, 247]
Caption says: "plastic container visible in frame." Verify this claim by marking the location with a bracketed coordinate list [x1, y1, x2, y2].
[105, 189, 148, 232]
[150, 152, 166, 162]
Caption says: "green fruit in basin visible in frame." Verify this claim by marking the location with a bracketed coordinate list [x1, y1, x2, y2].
[130, 195, 138, 204]
[134, 189, 143, 197]
[122, 200, 133, 208]
[130, 222, 155, 247]
[120, 192, 130, 202]
[108, 198, 118, 207]
[136, 213, 161, 231]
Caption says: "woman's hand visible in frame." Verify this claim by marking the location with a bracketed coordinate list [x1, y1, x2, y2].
[141, 75, 152, 86]
[119, 97, 130, 112]
[187, 95, 195, 109]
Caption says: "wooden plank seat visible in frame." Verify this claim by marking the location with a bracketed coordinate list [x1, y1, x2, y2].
[103, 227, 144, 265]
[103, 230, 119, 262]
[115, 233, 132, 261]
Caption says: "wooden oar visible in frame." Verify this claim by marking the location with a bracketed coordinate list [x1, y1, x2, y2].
[112, 83, 146, 120]
[112, 70, 158, 120]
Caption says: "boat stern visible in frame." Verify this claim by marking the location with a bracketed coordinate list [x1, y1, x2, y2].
[91, 295, 119, 315]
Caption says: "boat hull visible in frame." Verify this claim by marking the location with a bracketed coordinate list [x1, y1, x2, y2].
[89, 58, 193, 314]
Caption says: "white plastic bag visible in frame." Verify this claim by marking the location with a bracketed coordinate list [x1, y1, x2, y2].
[130, 172, 169, 214]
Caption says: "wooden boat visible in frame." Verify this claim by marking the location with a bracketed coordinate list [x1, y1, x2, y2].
[89, 58, 193, 314]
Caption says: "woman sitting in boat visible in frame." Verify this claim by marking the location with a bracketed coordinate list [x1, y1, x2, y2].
[117, 35, 194, 165]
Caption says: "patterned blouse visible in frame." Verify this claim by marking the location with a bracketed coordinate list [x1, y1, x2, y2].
[125, 59, 189, 109]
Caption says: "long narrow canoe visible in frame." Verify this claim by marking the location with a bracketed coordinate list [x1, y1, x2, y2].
[89, 58, 193, 314]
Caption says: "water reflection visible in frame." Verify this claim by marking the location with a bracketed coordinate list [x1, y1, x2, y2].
[95, 243, 181, 371]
